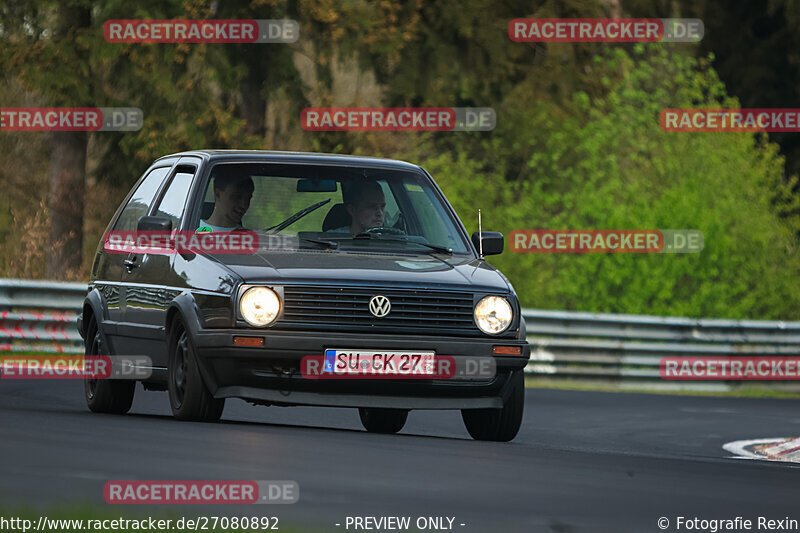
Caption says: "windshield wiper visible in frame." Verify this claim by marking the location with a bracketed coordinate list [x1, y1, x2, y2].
[299, 238, 339, 250]
[351, 233, 453, 255]
[406, 241, 453, 255]
[266, 199, 331, 233]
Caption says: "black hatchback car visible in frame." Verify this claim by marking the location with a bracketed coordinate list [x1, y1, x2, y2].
[77, 150, 530, 441]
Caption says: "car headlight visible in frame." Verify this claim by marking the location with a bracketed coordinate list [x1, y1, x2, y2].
[240, 287, 281, 327]
[474, 296, 513, 334]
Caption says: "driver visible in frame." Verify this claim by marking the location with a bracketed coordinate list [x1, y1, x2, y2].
[197, 169, 254, 232]
[332, 180, 386, 234]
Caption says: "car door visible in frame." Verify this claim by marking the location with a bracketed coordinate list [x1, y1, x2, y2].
[96, 163, 174, 352]
[118, 159, 198, 367]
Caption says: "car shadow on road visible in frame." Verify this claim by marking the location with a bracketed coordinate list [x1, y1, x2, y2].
[115, 410, 478, 443]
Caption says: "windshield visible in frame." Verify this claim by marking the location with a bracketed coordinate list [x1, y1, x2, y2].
[195, 162, 471, 254]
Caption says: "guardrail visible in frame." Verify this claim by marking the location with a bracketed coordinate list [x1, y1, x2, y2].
[0, 279, 86, 354]
[524, 309, 800, 390]
[2, 279, 799, 390]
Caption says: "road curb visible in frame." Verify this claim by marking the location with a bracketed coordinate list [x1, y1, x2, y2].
[723, 437, 800, 462]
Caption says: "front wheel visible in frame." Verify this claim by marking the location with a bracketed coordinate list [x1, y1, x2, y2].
[84, 316, 135, 414]
[461, 370, 524, 442]
[358, 407, 409, 434]
[168, 318, 225, 422]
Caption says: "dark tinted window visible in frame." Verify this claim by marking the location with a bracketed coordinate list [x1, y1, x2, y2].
[154, 166, 195, 228]
[112, 167, 170, 232]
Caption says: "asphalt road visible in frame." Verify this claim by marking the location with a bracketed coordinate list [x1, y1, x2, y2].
[1, 380, 799, 533]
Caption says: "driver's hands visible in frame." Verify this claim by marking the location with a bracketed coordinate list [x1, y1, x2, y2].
[363, 226, 406, 235]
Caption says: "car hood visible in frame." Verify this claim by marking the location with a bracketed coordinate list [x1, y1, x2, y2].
[210, 250, 511, 293]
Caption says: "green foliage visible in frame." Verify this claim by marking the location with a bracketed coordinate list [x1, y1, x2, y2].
[414, 46, 800, 319]
[1, 0, 798, 319]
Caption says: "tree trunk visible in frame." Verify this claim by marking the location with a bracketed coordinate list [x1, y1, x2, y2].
[45, 132, 86, 278]
[240, 75, 266, 137]
[44, 3, 91, 279]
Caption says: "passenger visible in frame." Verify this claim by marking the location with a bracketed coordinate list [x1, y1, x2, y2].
[197, 169, 254, 232]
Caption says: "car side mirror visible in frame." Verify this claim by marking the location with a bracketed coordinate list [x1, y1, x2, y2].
[137, 215, 172, 232]
[471, 231, 504, 256]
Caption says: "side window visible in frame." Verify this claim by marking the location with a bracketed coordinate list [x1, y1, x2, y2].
[378, 180, 401, 227]
[406, 185, 459, 248]
[153, 166, 196, 229]
[112, 167, 171, 232]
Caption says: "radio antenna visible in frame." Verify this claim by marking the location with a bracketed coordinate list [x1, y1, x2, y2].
[478, 209, 483, 258]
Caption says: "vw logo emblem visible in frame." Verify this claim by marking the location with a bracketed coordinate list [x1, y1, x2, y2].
[369, 295, 391, 317]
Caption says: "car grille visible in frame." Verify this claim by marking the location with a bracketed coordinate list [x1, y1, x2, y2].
[278, 286, 479, 336]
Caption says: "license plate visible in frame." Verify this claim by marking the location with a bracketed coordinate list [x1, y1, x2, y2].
[323, 349, 436, 376]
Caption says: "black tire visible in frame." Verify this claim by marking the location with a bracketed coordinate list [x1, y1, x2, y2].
[358, 407, 409, 434]
[168, 318, 224, 422]
[461, 370, 524, 442]
[84, 316, 135, 414]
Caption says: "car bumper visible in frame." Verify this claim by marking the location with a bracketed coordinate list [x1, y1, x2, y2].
[189, 327, 530, 410]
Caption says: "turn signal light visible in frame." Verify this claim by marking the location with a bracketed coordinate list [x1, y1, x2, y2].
[492, 345, 521, 355]
[233, 336, 264, 347]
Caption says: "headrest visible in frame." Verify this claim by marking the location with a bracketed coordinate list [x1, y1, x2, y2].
[200, 201, 214, 220]
[322, 203, 351, 232]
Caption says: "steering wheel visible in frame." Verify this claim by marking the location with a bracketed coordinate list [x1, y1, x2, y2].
[364, 226, 406, 236]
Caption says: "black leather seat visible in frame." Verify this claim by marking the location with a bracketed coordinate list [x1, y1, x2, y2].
[322, 203, 351, 231]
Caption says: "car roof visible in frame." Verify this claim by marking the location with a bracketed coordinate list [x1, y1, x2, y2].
[155, 150, 423, 171]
